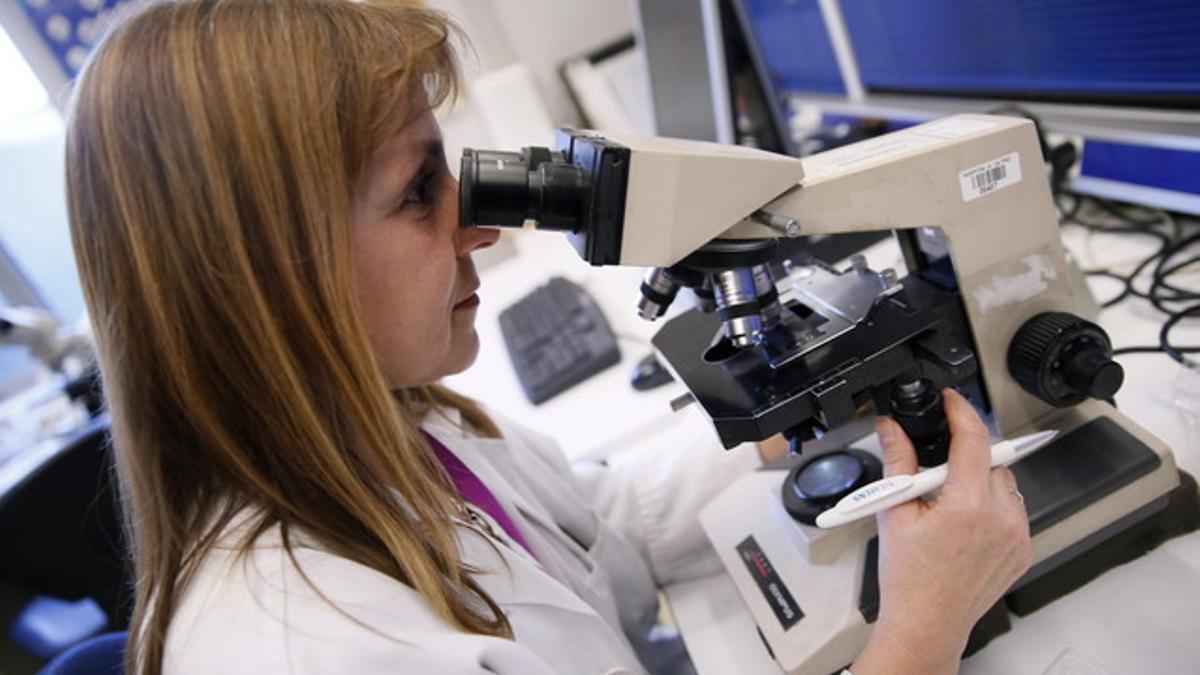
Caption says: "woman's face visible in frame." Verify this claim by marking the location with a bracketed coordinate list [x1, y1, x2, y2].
[350, 112, 500, 388]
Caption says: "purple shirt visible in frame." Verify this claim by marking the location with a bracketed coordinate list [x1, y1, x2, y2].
[423, 430, 537, 560]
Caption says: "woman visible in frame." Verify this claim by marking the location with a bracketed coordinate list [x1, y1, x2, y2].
[65, 1, 1031, 673]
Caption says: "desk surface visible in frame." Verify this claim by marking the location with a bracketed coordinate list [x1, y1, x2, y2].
[452, 226, 1200, 675]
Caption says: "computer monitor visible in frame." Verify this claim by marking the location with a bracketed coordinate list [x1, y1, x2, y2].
[635, 0, 840, 152]
[841, 0, 1200, 110]
[726, 0, 1200, 215]
[633, 0, 723, 142]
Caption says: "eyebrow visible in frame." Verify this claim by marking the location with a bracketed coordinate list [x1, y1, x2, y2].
[374, 138, 445, 198]
[395, 137, 444, 166]
[417, 139, 444, 160]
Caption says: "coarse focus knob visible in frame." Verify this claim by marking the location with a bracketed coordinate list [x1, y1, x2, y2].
[1008, 312, 1124, 407]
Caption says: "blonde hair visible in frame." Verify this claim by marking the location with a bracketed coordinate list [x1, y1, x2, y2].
[65, 2, 507, 672]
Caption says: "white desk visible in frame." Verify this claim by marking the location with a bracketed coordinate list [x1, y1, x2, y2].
[446, 230, 694, 462]
[451, 227, 1200, 675]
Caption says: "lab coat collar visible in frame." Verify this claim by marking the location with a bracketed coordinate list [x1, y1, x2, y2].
[421, 411, 564, 556]
[421, 412, 603, 613]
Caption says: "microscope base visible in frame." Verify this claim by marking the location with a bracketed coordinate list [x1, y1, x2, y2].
[1007, 469, 1199, 615]
[699, 405, 1186, 675]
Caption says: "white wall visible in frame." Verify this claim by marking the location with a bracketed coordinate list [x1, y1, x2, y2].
[430, 0, 635, 126]
[429, 0, 636, 161]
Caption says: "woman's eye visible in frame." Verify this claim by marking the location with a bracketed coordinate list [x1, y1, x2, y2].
[399, 173, 435, 211]
[403, 180, 432, 206]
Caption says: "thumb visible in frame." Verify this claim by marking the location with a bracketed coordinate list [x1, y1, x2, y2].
[876, 416, 918, 477]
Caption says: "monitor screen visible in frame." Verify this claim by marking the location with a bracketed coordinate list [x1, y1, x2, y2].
[840, 0, 1200, 109]
[736, 0, 845, 96]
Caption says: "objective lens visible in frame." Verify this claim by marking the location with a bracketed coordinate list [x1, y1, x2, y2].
[712, 268, 763, 348]
[752, 263, 782, 330]
[637, 268, 681, 321]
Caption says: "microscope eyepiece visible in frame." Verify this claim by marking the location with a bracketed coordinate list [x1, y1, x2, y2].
[459, 148, 522, 228]
[458, 146, 587, 232]
[458, 131, 631, 266]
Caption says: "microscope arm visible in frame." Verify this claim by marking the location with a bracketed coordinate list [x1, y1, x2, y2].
[718, 114, 1074, 436]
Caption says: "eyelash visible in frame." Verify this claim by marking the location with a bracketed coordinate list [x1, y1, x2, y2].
[399, 171, 436, 212]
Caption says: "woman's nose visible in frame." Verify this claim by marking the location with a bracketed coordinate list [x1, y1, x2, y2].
[458, 225, 500, 256]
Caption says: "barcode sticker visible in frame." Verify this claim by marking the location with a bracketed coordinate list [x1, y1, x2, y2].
[960, 152, 1021, 202]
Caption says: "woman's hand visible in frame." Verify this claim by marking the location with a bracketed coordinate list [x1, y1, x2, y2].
[851, 388, 1033, 675]
[756, 434, 790, 463]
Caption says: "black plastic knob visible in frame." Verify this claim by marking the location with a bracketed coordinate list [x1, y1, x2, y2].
[890, 379, 950, 467]
[1008, 312, 1124, 407]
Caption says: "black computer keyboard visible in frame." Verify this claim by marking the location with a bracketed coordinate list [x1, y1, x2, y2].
[499, 277, 620, 404]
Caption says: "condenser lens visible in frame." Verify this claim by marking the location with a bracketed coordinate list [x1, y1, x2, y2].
[793, 453, 864, 500]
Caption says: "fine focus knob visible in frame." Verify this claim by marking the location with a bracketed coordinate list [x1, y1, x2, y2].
[1008, 312, 1124, 407]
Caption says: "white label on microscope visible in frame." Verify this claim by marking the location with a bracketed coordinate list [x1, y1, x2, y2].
[960, 152, 1021, 202]
[915, 118, 996, 139]
[972, 253, 1058, 314]
[802, 135, 934, 180]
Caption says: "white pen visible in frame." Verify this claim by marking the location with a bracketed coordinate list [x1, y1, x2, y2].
[814, 429, 1059, 529]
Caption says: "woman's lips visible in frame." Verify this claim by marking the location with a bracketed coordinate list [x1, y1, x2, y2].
[453, 293, 480, 310]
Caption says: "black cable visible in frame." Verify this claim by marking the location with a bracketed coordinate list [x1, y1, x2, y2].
[1114, 304, 1200, 363]
[1159, 304, 1200, 365]
[1055, 191, 1084, 224]
[1061, 193, 1200, 367]
[1158, 256, 1200, 297]
[1112, 345, 1168, 356]
[1078, 225, 1170, 308]
[1090, 197, 1163, 228]
[1085, 270, 1135, 308]
[1147, 233, 1200, 314]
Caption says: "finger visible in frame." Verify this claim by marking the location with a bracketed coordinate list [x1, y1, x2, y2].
[989, 468, 1032, 578]
[990, 467, 1024, 510]
[942, 388, 993, 490]
[876, 416, 917, 478]
[989, 466, 1014, 497]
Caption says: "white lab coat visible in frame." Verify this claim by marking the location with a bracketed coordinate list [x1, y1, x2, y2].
[163, 405, 762, 674]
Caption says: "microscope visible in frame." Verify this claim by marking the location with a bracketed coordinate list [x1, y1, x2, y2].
[459, 114, 1193, 675]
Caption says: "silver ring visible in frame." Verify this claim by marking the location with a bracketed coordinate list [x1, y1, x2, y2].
[1007, 486, 1025, 504]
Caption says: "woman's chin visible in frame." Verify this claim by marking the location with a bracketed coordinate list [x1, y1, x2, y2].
[387, 329, 480, 388]
[440, 330, 481, 379]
